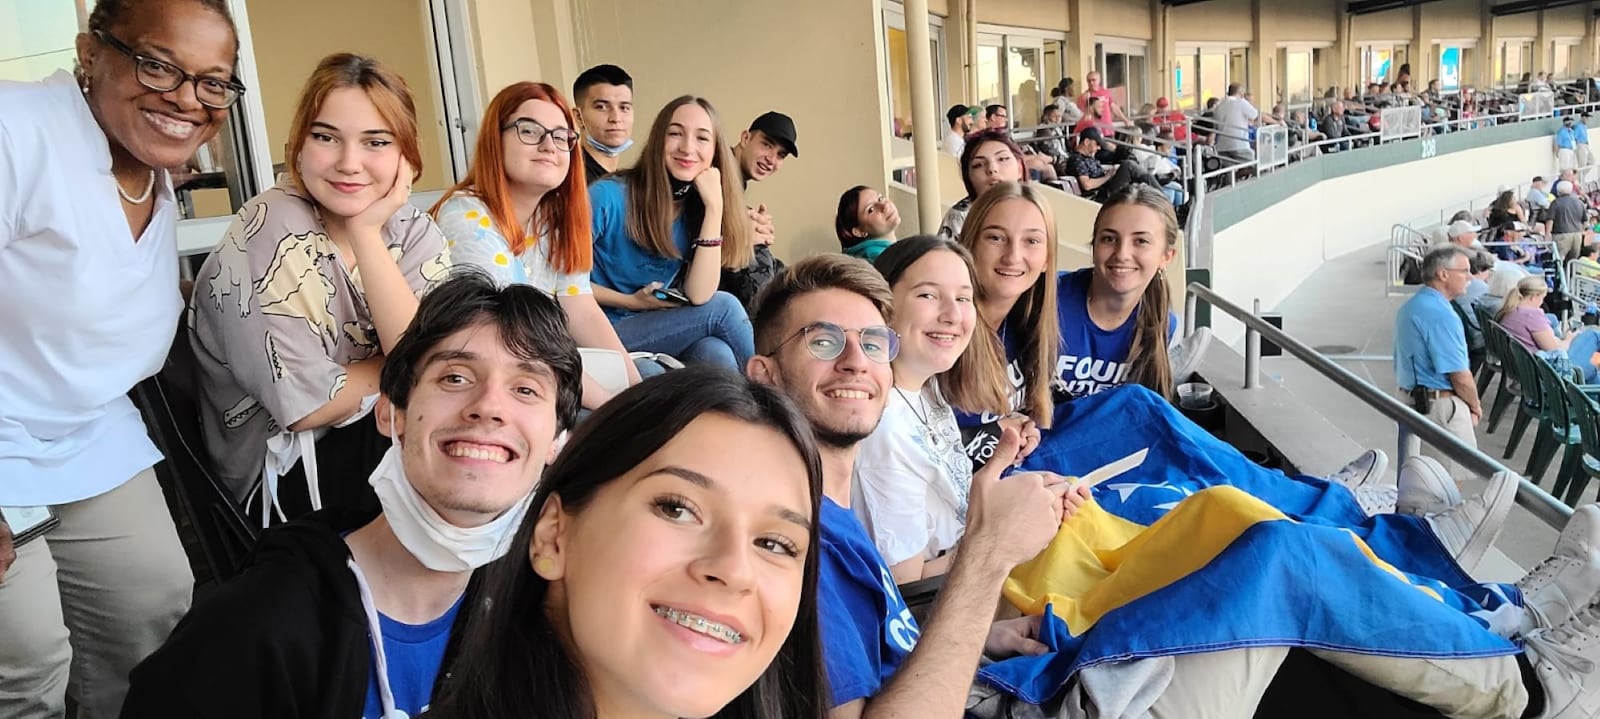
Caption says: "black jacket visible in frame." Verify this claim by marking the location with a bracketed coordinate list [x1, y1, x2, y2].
[120, 508, 478, 719]
[720, 243, 786, 310]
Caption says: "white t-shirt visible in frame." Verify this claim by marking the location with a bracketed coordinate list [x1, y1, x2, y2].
[0, 71, 179, 505]
[1211, 96, 1260, 152]
[851, 381, 972, 565]
[943, 129, 966, 158]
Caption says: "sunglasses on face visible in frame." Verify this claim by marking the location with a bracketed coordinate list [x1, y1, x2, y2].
[770, 322, 899, 364]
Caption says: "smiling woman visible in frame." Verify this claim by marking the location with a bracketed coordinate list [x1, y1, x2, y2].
[187, 52, 453, 523]
[427, 367, 829, 719]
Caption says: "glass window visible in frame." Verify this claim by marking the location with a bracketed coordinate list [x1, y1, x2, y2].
[885, 24, 912, 137]
[1175, 50, 1197, 111]
[1043, 40, 1064, 100]
[1007, 43, 1041, 128]
[1199, 50, 1226, 108]
[1100, 46, 1147, 112]
[0, 0, 80, 81]
[976, 41, 1003, 108]
[1228, 47, 1248, 92]
[1440, 46, 1463, 91]
[1283, 49, 1312, 105]
[1553, 44, 1574, 81]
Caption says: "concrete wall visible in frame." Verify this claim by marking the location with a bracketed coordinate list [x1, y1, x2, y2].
[1170, 0, 1252, 43]
[244, 0, 453, 192]
[1274, 0, 1338, 43]
[1094, 0, 1152, 41]
[1429, 0, 1483, 41]
[1208, 135, 1558, 344]
[1494, 13, 1538, 39]
[979, 0, 1070, 32]
[1350, 8, 1411, 42]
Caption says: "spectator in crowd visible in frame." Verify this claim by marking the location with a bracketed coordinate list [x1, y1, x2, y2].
[1527, 176, 1554, 230]
[1557, 115, 1579, 174]
[1079, 70, 1131, 126]
[1490, 220, 1537, 268]
[1051, 77, 1083, 126]
[1151, 96, 1189, 144]
[1035, 105, 1071, 168]
[0, 0, 241, 715]
[432, 81, 642, 409]
[123, 272, 583, 719]
[190, 53, 452, 521]
[985, 104, 1009, 131]
[853, 237, 1015, 583]
[1496, 275, 1600, 383]
[1211, 83, 1260, 165]
[721, 111, 799, 308]
[1575, 243, 1600, 280]
[836, 185, 901, 262]
[1063, 128, 1163, 203]
[1552, 179, 1589, 260]
[426, 368, 829, 719]
[1575, 114, 1593, 179]
[1288, 109, 1325, 149]
[587, 95, 755, 370]
[938, 129, 1027, 240]
[1074, 95, 1112, 136]
[1321, 100, 1352, 151]
[944, 104, 975, 158]
[1455, 250, 1497, 369]
[744, 254, 1083, 719]
[1422, 78, 1443, 103]
[1394, 245, 1481, 479]
[571, 64, 634, 184]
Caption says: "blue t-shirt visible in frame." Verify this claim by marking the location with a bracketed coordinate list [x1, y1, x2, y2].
[1577, 122, 1591, 145]
[1557, 126, 1577, 150]
[819, 497, 919, 708]
[362, 594, 464, 719]
[1394, 286, 1469, 391]
[956, 269, 1176, 463]
[587, 177, 694, 321]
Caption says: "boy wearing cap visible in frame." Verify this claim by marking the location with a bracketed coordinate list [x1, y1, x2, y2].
[720, 111, 800, 309]
[944, 104, 975, 157]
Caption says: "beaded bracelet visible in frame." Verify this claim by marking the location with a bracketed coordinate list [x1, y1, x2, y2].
[694, 236, 724, 248]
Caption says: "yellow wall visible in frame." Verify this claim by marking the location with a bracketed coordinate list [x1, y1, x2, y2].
[978, 0, 1070, 32]
[1272, 0, 1338, 42]
[564, 0, 892, 261]
[466, 0, 543, 99]
[1495, 13, 1537, 39]
[1428, 0, 1482, 40]
[242, 0, 452, 192]
[1545, 5, 1589, 34]
[1350, 7, 1411, 42]
[1170, 0, 1251, 43]
[1095, 0, 1153, 41]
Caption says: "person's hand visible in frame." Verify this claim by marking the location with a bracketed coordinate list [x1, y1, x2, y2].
[997, 414, 1041, 464]
[984, 615, 1050, 658]
[964, 428, 1064, 569]
[352, 158, 415, 236]
[749, 204, 775, 246]
[694, 167, 724, 213]
[1060, 483, 1093, 521]
[1469, 405, 1483, 426]
[628, 282, 680, 312]
[0, 520, 14, 585]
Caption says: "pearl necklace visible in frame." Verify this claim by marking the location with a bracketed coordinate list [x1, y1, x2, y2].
[115, 170, 156, 205]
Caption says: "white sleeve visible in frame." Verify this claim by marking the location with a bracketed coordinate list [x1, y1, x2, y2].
[853, 422, 942, 565]
[0, 118, 17, 250]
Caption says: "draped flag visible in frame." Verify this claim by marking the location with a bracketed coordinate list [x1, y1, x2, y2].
[976, 385, 1523, 705]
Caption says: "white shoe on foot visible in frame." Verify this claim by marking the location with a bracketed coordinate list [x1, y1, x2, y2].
[1520, 505, 1600, 634]
[1523, 593, 1600, 718]
[1397, 455, 1463, 516]
[1350, 484, 1398, 516]
[1327, 449, 1388, 489]
[1169, 327, 1212, 384]
[1422, 469, 1517, 573]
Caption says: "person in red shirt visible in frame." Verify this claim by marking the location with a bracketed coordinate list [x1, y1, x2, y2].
[1078, 71, 1131, 127]
[1073, 95, 1111, 136]
[1152, 96, 1189, 143]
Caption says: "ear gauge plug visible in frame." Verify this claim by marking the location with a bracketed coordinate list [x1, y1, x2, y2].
[534, 555, 556, 577]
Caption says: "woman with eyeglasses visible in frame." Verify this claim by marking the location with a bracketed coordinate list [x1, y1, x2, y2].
[587, 96, 755, 370]
[189, 53, 452, 525]
[0, 0, 241, 715]
[432, 82, 642, 409]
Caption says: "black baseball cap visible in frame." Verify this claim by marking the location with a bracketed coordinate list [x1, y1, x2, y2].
[1078, 127, 1105, 144]
[749, 111, 799, 157]
[947, 104, 971, 125]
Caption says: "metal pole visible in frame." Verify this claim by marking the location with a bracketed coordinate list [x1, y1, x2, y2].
[1184, 292, 1198, 338]
[1188, 283, 1573, 529]
[905, 0, 943, 232]
[1244, 298, 1262, 389]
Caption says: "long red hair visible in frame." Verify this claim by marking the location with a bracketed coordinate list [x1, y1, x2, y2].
[432, 82, 591, 273]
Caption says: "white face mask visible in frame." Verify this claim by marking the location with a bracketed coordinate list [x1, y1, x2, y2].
[369, 412, 533, 572]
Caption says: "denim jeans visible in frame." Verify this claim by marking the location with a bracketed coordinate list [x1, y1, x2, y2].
[612, 290, 754, 370]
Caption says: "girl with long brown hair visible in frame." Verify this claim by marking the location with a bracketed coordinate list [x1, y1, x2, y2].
[587, 95, 755, 370]
[432, 81, 642, 407]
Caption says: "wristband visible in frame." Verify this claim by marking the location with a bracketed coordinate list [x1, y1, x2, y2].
[694, 236, 724, 248]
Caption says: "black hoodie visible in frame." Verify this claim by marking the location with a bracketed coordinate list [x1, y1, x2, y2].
[120, 508, 477, 719]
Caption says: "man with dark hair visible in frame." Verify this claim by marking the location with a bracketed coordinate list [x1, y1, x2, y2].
[720, 111, 800, 309]
[1064, 127, 1161, 202]
[571, 64, 634, 184]
[985, 104, 1009, 131]
[122, 271, 583, 719]
[945, 104, 975, 157]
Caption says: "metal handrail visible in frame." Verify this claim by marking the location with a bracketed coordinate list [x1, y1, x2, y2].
[1183, 282, 1573, 530]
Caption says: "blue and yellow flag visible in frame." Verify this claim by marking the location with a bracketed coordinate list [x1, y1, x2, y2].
[976, 386, 1522, 705]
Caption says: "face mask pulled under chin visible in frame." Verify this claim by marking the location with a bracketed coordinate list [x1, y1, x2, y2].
[586, 134, 634, 157]
[368, 431, 532, 573]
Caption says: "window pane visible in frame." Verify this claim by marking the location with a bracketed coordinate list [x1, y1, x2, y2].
[1200, 51, 1226, 108]
[1440, 46, 1462, 91]
[1126, 54, 1146, 109]
[1007, 44, 1041, 128]
[1229, 47, 1249, 91]
[1285, 50, 1311, 105]
[0, 0, 79, 81]
[885, 24, 911, 138]
[1043, 40, 1064, 98]
[244, 0, 456, 192]
[1175, 51, 1197, 111]
[977, 42, 1003, 109]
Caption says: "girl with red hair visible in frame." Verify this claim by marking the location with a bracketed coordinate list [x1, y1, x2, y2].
[433, 82, 642, 405]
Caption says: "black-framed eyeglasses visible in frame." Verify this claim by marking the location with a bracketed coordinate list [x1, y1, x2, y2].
[94, 30, 245, 109]
[502, 118, 579, 152]
[769, 322, 899, 364]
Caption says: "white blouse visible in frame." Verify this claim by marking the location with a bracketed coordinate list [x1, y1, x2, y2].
[851, 381, 973, 566]
[0, 71, 181, 505]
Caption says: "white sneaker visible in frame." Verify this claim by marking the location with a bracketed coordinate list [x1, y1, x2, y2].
[1350, 484, 1398, 516]
[1397, 455, 1464, 517]
[1326, 449, 1388, 489]
[1169, 327, 1212, 384]
[1524, 593, 1600, 718]
[1422, 469, 1517, 574]
[1520, 505, 1600, 634]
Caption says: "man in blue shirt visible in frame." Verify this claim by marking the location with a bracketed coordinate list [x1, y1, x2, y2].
[1556, 115, 1579, 174]
[1394, 245, 1481, 482]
